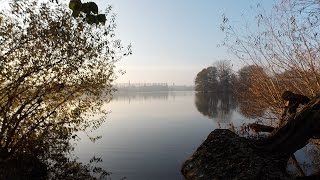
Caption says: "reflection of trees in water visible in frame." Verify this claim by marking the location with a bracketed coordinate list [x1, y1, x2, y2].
[0, 126, 109, 179]
[0, 0, 119, 178]
[195, 92, 218, 118]
[112, 91, 196, 103]
[112, 92, 169, 102]
[113, 90, 196, 103]
[195, 92, 237, 123]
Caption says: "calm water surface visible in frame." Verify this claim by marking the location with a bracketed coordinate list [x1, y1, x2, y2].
[74, 91, 251, 180]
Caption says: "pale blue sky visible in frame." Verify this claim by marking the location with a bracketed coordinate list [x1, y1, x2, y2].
[96, 1, 274, 85]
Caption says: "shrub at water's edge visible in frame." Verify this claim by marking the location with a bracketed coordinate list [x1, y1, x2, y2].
[0, 0, 130, 178]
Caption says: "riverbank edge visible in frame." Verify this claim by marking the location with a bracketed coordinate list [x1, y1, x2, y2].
[181, 129, 291, 180]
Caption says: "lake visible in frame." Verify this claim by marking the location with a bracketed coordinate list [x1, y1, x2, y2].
[73, 91, 251, 179]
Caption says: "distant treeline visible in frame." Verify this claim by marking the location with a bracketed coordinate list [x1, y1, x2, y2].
[194, 60, 312, 118]
[114, 83, 194, 92]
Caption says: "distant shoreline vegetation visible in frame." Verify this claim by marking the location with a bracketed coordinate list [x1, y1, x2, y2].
[114, 83, 194, 92]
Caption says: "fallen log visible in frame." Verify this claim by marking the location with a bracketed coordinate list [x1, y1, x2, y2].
[261, 94, 320, 154]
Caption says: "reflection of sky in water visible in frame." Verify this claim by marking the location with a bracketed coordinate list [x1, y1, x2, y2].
[74, 92, 221, 180]
[73, 92, 320, 179]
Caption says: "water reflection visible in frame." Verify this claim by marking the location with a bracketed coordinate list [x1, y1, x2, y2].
[194, 92, 237, 123]
[71, 91, 320, 179]
[113, 91, 169, 102]
[0, 131, 109, 179]
[74, 91, 217, 180]
[112, 91, 194, 102]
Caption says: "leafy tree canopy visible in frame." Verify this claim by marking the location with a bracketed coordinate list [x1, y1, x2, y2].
[194, 61, 234, 94]
[68, 0, 107, 25]
[0, 0, 130, 161]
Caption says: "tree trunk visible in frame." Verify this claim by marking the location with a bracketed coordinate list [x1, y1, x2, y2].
[260, 94, 320, 154]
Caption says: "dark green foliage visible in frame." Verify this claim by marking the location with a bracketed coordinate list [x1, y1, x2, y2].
[71, 10, 81, 17]
[97, 14, 107, 25]
[69, 0, 106, 25]
[86, 14, 98, 24]
[194, 61, 235, 94]
[69, 0, 82, 11]
[194, 66, 218, 92]
[81, 2, 98, 14]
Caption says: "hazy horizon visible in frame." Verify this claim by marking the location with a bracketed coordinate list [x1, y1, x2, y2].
[114, 81, 195, 86]
[93, 0, 275, 85]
